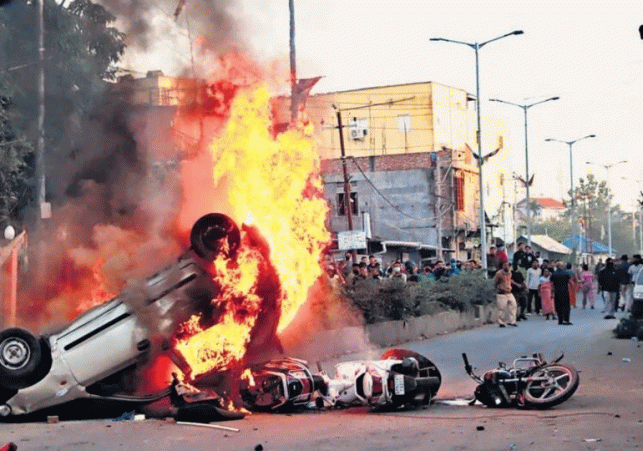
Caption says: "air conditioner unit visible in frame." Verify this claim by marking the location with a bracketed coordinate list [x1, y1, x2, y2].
[350, 128, 365, 140]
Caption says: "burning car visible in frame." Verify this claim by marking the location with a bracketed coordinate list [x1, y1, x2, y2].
[0, 213, 281, 418]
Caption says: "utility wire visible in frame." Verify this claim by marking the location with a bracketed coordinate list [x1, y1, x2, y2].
[346, 156, 452, 223]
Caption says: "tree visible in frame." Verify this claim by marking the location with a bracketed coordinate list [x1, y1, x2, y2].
[0, 73, 34, 222]
[0, 0, 125, 222]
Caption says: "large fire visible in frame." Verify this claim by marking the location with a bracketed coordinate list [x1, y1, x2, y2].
[172, 85, 330, 379]
[23, 50, 330, 394]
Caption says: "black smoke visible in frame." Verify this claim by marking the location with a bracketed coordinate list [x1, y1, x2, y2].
[98, 0, 242, 53]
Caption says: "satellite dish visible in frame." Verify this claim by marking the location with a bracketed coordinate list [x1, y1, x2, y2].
[4, 225, 15, 240]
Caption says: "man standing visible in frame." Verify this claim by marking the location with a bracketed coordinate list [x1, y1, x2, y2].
[550, 261, 573, 325]
[494, 262, 518, 328]
[521, 245, 536, 270]
[627, 255, 643, 312]
[526, 259, 542, 314]
[512, 266, 528, 321]
[487, 246, 499, 278]
[598, 258, 620, 319]
[616, 255, 632, 312]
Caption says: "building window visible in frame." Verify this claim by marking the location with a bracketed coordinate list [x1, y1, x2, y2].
[454, 173, 465, 211]
[337, 192, 358, 216]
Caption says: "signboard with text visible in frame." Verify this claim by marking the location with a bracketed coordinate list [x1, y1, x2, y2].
[337, 230, 367, 251]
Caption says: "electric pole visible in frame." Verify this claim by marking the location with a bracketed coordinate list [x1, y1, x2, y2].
[336, 110, 357, 262]
[289, 0, 297, 123]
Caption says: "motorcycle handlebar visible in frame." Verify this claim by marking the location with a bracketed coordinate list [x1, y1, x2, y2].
[462, 353, 472, 374]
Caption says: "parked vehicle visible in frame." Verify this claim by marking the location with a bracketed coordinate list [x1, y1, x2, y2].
[462, 352, 579, 409]
[240, 349, 441, 411]
[0, 213, 277, 418]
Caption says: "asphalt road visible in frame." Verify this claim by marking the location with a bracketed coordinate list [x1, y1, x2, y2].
[3, 306, 642, 451]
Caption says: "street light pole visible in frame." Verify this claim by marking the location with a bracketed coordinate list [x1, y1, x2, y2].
[587, 160, 628, 256]
[489, 96, 560, 248]
[545, 135, 596, 254]
[430, 30, 523, 270]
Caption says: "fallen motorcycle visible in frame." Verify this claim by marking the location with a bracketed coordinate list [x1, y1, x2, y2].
[462, 352, 579, 409]
[239, 349, 441, 411]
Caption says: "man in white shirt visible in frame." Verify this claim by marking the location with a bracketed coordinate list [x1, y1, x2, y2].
[526, 260, 542, 314]
[627, 254, 643, 312]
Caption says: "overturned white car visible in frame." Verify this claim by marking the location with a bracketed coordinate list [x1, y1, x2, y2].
[0, 213, 279, 418]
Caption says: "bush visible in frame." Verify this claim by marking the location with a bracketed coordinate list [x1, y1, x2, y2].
[343, 270, 495, 324]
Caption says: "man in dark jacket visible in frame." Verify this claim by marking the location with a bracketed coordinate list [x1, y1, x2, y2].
[511, 267, 528, 321]
[599, 258, 620, 319]
[521, 245, 536, 269]
[550, 261, 573, 325]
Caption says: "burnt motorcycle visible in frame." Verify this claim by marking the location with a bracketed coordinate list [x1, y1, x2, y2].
[462, 352, 579, 409]
[239, 349, 441, 411]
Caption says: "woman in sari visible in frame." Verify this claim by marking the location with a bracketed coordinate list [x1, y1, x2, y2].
[567, 263, 580, 308]
[580, 263, 595, 309]
[539, 268, 556, 320]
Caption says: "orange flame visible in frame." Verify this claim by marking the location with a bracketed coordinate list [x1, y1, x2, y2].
[172, 84, 330, 380]
[208, 86, 330, 332]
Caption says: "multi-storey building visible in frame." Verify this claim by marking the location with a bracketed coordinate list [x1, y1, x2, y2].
[280, 81, 514, 265]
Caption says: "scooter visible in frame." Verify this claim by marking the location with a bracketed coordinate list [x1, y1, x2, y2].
[239, 349, 441, 411]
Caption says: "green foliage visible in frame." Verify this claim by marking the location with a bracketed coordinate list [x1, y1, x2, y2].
[0, 0, 125, 220]
[343, 271, 495, 324]
[0, 73, 34, 222]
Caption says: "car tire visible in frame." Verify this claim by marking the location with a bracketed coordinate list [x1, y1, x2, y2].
[190, 213, 241, 260]
[0, 328, 45, 390]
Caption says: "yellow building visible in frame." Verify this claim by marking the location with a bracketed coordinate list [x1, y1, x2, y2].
[291, 81, 514, 261]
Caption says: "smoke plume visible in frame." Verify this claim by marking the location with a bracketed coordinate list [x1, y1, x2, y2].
[98, 0, 243, 54]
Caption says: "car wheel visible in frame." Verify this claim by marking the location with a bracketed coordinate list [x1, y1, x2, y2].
[190, 213, 241, 260]
[0, 328, 44, 390]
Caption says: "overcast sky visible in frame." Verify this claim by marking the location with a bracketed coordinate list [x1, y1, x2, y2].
[121, 1, 643, 212]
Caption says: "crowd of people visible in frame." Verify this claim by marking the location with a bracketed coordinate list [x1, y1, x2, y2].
[325, 252, 477, 287]
[491, 241, 643, 328]
[324, 245, 642, 329]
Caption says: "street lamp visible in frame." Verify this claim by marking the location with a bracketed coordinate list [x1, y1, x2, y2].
[489, 96, 560, 247]
[586, 160, 628, 256]
[430, 30, 523, 270]
[545, 134, 596, 254]
[620, 177, 643, 254]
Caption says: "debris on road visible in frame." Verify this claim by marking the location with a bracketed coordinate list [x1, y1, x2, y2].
[476, 425, 485, 431]
[583, 438, 602, 442]
[622, 358, 631, 363]
[175, 421, 240, 432]
[47, 415, 59, 424]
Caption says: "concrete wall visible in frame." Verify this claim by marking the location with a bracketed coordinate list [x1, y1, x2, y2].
[324, 168, 436, 244]
[282, 305, 495, 362]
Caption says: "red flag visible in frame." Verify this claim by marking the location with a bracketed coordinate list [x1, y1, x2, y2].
[294, 76, 322, 97]
[293, 76, 322, 111]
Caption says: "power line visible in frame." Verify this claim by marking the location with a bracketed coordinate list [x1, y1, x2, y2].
[345, 156, 451, 223]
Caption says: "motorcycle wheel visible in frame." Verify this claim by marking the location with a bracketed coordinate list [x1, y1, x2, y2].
[523, 363, 579, 409]
[380, 349, 441, 394]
